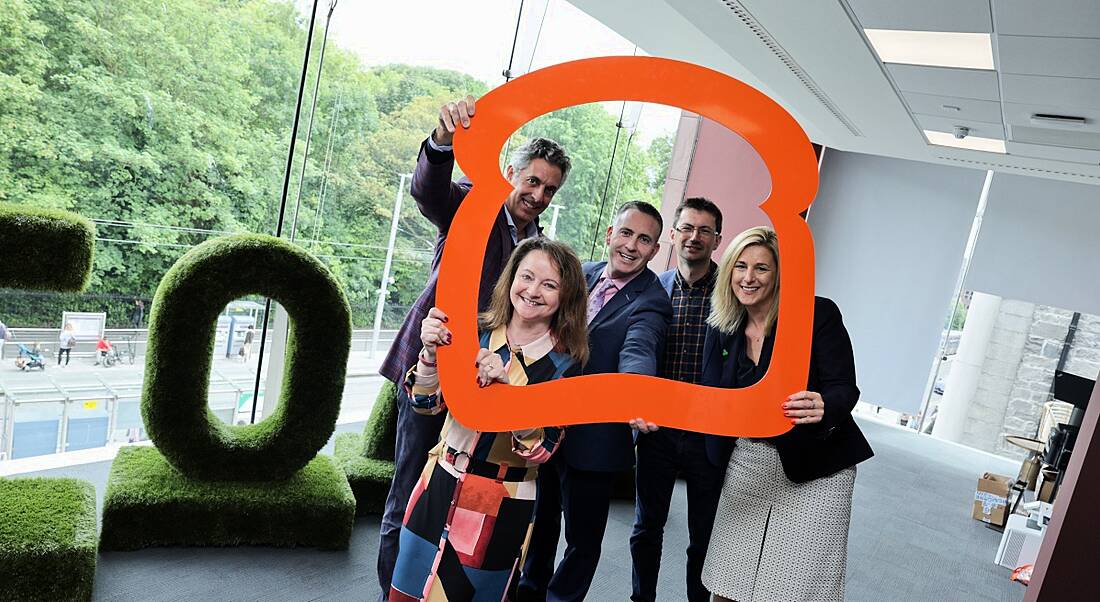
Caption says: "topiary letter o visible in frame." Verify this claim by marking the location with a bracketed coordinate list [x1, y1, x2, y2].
[141, 234, 351, 481]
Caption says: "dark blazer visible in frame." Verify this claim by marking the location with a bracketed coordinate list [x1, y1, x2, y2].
[560, 261, 673, 472]
[379, 139, 539, 383]
[701, 296, 874, 483]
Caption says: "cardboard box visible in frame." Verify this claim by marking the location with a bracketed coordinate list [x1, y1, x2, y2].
[973, 473, 1013, 527]
[1036, 468, 1058, 503]
[1019, 456, 1040, 491]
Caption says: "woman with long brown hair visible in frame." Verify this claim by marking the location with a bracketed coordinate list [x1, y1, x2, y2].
[388, 237, 588, 602]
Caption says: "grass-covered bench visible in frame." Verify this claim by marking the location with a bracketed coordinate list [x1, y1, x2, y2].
[334, 379, 398, 515]
[0, 478, 98, 602]
[0, 203, 98, 601]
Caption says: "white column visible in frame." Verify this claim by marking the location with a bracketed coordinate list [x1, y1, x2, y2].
[932, 291, 1001, 442]
[260, 302, 290, 421]
[370, 173, 408, 358]
[547, 204, 563, 240]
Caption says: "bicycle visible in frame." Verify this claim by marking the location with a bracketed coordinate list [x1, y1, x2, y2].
[117, 334, 137, 365]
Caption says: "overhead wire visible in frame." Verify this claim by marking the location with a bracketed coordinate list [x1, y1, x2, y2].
[288, 0, 339, 242]
[250, 0, 323, 424]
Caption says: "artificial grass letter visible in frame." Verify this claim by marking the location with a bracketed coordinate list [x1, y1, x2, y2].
[101, 234, 356, 550]
[0, 203, 98, 601]
[140, 234, 352, 481]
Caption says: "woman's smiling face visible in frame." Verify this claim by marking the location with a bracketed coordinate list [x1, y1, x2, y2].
[731, 244, 776, 311]
[509, 249, 562, 325]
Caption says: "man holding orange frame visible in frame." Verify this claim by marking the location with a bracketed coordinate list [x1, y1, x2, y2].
[376, 96, 572, 599]
[519, 201, 672, 601]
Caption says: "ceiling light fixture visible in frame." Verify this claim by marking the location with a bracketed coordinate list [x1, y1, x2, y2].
[925, 130, 1006, 153]
[865, 29, 994, 70]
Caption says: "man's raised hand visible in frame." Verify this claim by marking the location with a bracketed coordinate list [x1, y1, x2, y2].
[432, 95, 476, 147]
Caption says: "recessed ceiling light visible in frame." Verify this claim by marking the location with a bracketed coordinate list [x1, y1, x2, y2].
[865, 29, 994, 70]
[924, 130, 1006, 153]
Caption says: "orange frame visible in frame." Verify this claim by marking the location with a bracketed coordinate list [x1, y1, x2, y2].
[436, 56, 817, 437]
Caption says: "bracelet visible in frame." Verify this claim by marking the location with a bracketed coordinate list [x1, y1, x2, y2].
[418, 349, 437, 367]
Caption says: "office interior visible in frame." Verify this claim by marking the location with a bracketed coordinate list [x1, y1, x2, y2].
[2, 1, 1098, 600]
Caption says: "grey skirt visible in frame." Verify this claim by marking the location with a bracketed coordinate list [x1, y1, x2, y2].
[701, 438, 856, 602]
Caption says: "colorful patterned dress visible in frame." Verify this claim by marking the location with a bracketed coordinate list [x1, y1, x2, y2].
[389, 326, 576, 602]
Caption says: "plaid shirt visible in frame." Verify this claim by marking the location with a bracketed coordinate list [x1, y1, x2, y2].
[659, 263, 717, 384]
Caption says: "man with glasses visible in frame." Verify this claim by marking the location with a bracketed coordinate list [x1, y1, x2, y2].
[630, 197, 726, 602]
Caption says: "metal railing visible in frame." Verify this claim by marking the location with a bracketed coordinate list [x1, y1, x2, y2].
[0, 373, 254, 461]
[1, 328, 398, 360]
[0, 326, 396, 461]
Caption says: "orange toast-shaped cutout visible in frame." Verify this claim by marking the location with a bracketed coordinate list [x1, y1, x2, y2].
[436, 56, 817, 436]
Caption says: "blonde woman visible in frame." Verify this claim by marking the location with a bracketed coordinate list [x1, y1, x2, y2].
[58, 323, 77, 366]
[389, 238, 588, 602]
[700, 226, 873, 601]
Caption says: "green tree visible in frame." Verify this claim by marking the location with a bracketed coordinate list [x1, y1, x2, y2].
[0, 0, 671, 328]
[515, 104, 658, 260]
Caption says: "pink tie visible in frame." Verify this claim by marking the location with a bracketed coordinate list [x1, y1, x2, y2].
[587, 279, 618, 324]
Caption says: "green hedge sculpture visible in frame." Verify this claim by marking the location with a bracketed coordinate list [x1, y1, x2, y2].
[100, 233, 356, 550]
[0, 202, 95, 292]
[0, 479, 98, 602]
[141, 233, 351, 481]
[334, 379, 398, 515]
[99, 447, 354, 550]
[0, 205, 98, 601]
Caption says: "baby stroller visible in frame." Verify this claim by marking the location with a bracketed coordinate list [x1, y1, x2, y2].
[15, 343, 46, 371]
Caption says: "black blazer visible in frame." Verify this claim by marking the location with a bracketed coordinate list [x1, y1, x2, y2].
[701, 296, 874, 483]
[560, 262, 672, 473]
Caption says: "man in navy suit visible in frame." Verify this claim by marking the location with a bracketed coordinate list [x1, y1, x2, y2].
[631, 197, 726, 602]
[519, 201, 673, 601]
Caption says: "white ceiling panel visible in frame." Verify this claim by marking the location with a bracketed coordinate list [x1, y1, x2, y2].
[1009, 125, 1100, 152]
[997, 35, 1100, 79]
[1006, 141, 1100, 165]
[904, 91, 1004, 123]
[887, 64, 1000, 100]
[846, 0, 992, 33]
[915, 114, 1005, 139]
[1002, 102, 1100, 134]
[993, 0, 1100, 38]
[1001, 73, 1100, 110]
[866, 30, 995, 69]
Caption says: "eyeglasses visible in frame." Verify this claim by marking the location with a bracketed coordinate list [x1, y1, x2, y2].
[674, 224, 717, 238]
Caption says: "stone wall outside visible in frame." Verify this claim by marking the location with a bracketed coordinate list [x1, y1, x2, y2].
[961, 300, 1031, 456]
[960, 301, 1100, 460]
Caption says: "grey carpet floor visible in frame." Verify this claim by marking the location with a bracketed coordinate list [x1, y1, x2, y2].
[18, 418, 1027, 601]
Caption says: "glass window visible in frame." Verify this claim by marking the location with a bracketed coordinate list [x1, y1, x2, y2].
[0, 0, 681, 464]
[0, 0, 324, 464]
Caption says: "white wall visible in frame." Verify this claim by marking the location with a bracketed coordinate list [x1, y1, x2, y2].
[966, 173, 1100, 316]
[809, 150, 986, 413]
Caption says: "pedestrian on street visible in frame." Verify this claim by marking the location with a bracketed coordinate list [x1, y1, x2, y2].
[129, 298, 145, 328]
[240, 324, 255, 362]
[58, 323, 77, 366]
[0, 318, 10, 360]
